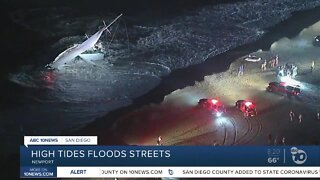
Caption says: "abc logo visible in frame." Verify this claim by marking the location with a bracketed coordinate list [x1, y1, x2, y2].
[290, 147, 307, 165]
[168, 169, 174, 175]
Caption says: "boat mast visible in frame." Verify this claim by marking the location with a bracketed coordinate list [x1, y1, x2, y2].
[106, 14, 123, 29]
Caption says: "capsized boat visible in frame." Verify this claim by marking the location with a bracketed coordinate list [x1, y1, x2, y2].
[47, 14, 122, 70]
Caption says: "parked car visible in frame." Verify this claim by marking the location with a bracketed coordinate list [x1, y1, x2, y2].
[266, 82, 300, 96]
[235, 100, 257, 117]
[198, 98, 226, 116]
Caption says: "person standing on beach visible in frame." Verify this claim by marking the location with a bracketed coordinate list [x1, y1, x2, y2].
[268, 60, 272, 68]
[261, 60, 267, 71]
[298, 113, 302, 124]
[274, 135, 278, 145]
[157, 136, 162, 145]
[275, 55, 279, 66]
[311, 60, 315, 72]
[289, 110, 294, 122]
[264, 60, 267, 70]
[282, 137, 286, 145]
[270, 59, 276, 68]
[272, 59, 276, 68]
[241, 64, 244, 76]
[238, 65, 244, 76]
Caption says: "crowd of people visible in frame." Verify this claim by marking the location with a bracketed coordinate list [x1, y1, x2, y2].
[240, 54, 318, 78]
[276, 63, 298, 78]
[261, 55, 279, 71]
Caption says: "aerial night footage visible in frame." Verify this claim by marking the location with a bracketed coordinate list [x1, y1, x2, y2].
[1, 0, 320, 179]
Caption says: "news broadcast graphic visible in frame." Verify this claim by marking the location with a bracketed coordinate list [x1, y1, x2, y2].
[20, 136, 320, 178]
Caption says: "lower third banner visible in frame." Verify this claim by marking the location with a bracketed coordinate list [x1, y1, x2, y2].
[20, 146, 320, 178]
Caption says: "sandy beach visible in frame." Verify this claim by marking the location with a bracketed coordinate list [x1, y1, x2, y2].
[72, 19, 320, 147]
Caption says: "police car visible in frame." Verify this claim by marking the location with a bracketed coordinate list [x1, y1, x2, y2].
[235, 100, 257, 117]
[266, 82, 300, 96]
[198, 98, 226, 116]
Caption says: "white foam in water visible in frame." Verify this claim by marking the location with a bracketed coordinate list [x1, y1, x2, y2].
[7, 0, 320, 134]
[271, 21, 320, 57]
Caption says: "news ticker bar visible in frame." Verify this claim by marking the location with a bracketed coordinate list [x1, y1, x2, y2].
[20, 146, 320, 166]
[21, 166, 320, 178]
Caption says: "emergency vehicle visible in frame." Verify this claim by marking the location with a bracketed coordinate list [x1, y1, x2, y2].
[198, 98, 226, 116]
[235, 100, 257, 117]
[267, 82, 300, 96]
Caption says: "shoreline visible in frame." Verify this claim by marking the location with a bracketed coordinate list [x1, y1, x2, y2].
[68, 6, 320, 142]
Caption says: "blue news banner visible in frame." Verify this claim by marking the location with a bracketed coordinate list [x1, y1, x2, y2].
[20, 146, 320, 178]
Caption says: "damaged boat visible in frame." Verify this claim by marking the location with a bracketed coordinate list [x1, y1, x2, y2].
[47, 14, 122, 70]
